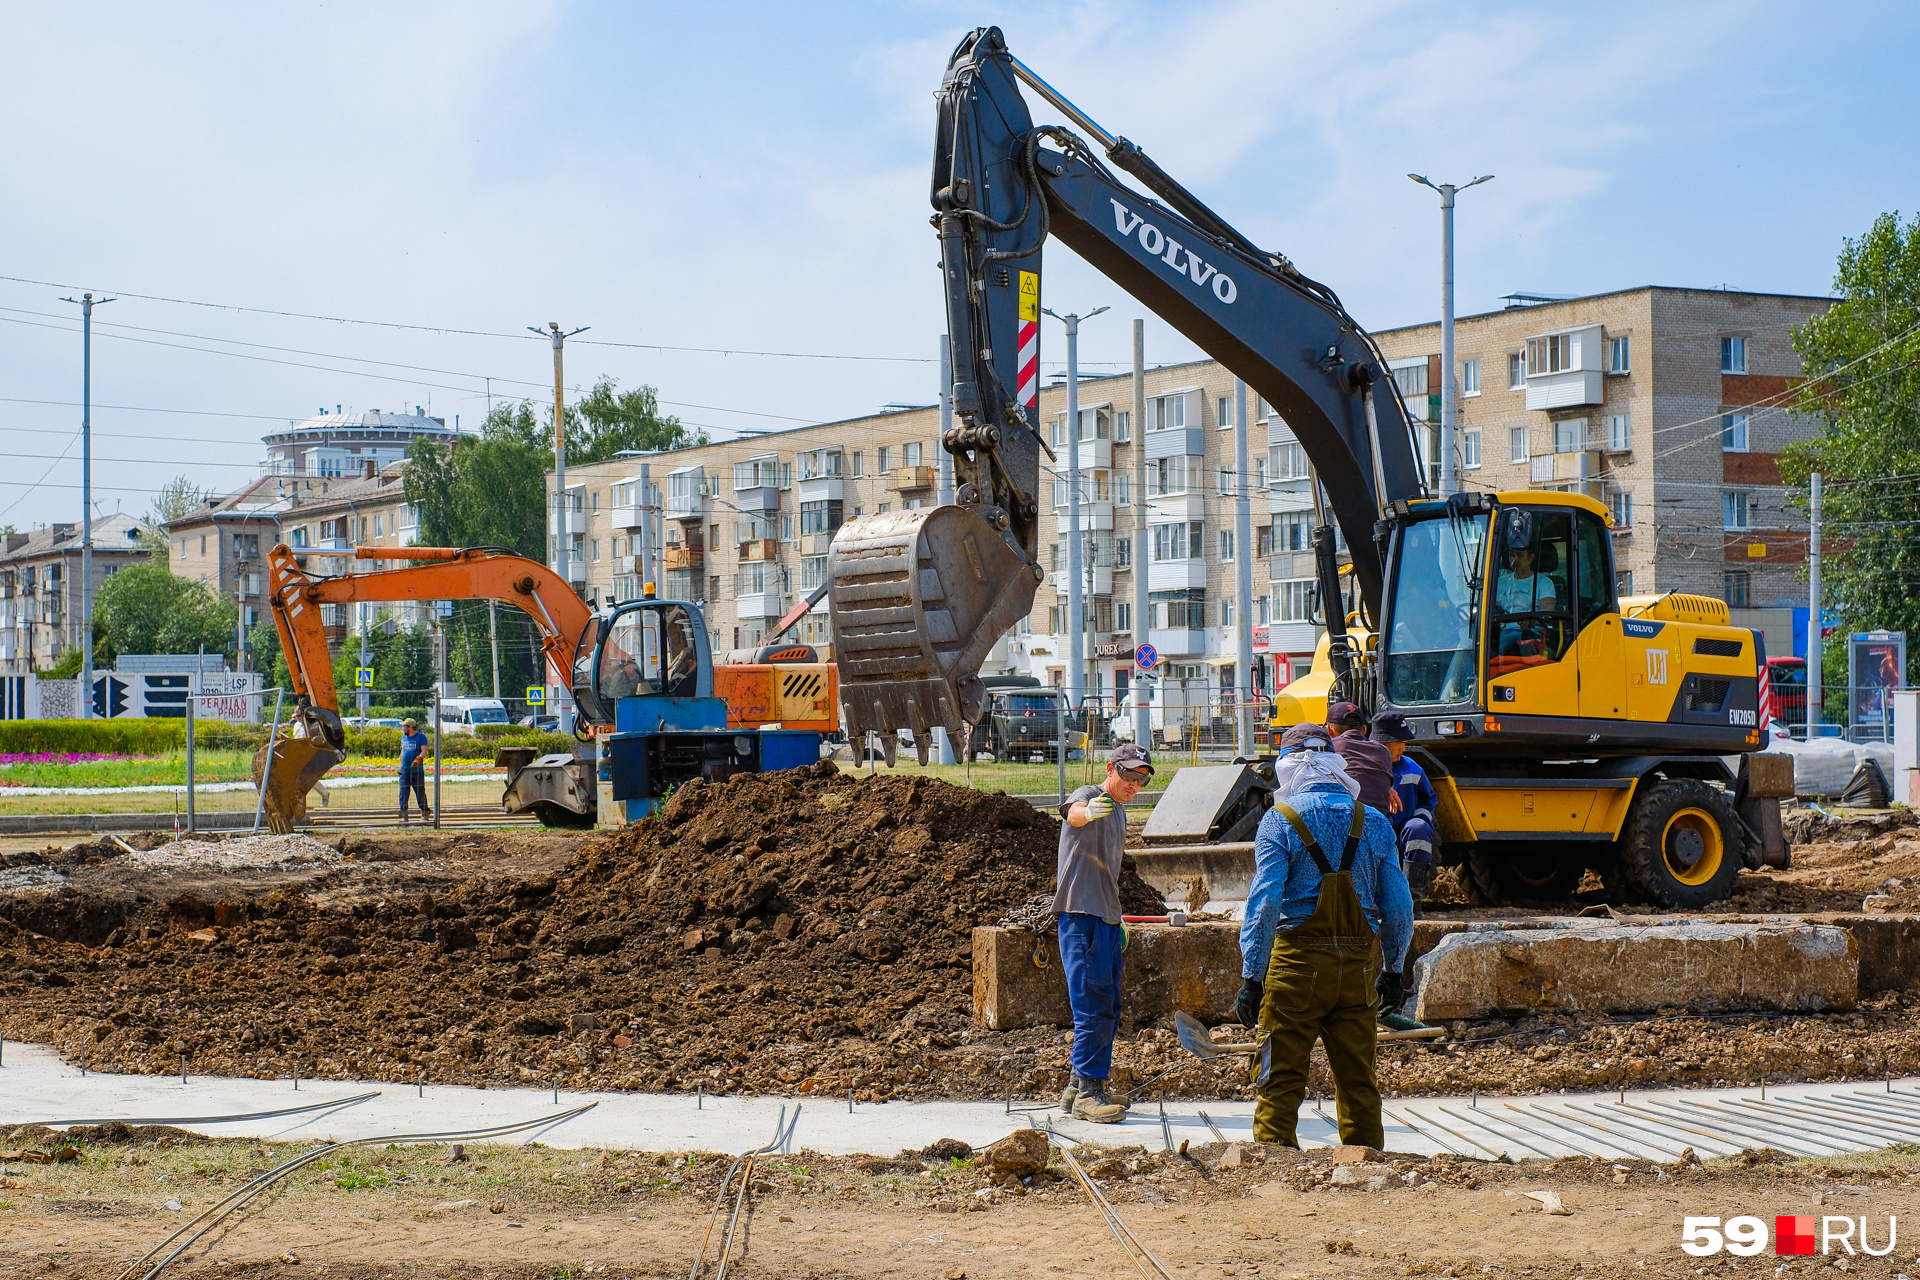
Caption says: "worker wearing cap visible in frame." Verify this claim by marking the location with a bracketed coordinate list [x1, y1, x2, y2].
[1324, 700, 1395, 817]
[1056, 742, 1154, 1124]
[1371, 711, 1439, 908]
[399, 718, 431, 823]
[1238, 722, 1413, 1148]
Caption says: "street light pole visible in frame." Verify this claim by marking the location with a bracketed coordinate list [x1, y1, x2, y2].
[59, 291, 113, 717]
[531, 323, 589, 593]
[1042, 305, 1107, 711]
[1408, 174, 1492, 496]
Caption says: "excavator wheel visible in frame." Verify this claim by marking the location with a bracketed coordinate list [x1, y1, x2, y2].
[1615, 777, 1742, 908]
[1466, 843, 1586, 904]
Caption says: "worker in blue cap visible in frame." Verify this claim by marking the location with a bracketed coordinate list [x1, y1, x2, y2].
[1370, 710, 1438, 907]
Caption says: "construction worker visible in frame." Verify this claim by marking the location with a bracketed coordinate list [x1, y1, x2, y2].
[1325, 700, 1395, 816]
[399, 717, 431, 823]
[1371, 711, 1438, 909]
[1238, 722, 1413, 1148]
[1056, 741, 1154, 1124]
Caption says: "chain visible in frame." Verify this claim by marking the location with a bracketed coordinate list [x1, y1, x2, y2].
[996, 892, 1057, 935]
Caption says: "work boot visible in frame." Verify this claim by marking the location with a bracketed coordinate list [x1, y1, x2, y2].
[1058, 1077, 1080, 1114]
[398, 808, 410, 823]
[1071, 1077, 1127, 1125]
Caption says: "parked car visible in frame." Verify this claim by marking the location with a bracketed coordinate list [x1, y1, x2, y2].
[518, 714, 561, 732]
[975, 687, 1090, 762]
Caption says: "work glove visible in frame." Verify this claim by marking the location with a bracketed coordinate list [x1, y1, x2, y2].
[1236, 976, 1265, 1029]
[1375, 969, 1407, 1015]
[1083, 791, 1115, 821]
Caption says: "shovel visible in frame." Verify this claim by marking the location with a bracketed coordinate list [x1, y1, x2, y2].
[1171, 1009, 1444, 1062]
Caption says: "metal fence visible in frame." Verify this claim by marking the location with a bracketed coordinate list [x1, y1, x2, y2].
[1770, 684, 1905, 743]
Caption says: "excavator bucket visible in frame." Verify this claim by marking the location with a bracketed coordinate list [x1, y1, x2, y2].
[827, 505, 1039, 763]
[251, 737, 346, 835]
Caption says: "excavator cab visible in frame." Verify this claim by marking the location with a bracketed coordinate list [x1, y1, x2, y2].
[573, 599, 712, 725]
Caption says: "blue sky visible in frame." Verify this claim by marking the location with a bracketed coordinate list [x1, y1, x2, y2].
[2, 0, 1915, 529]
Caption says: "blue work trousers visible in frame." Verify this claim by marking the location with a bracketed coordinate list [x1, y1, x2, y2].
[1057, 912, 1125, 1081]
[399, 762, 429, 815]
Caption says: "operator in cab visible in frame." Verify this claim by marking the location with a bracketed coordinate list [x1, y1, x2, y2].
[1056, 743, 1154, 1124]
[1238, 723, 1413, 1148]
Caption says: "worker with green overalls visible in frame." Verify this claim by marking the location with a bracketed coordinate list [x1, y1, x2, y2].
[1237, 722, 1414, 1148]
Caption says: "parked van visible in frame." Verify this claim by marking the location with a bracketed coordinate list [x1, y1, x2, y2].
[439, 697, 510, 734]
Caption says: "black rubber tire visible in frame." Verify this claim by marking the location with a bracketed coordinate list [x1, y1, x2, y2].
[1467, 843, 1587, 903]
[1617, 777, 1743, 908]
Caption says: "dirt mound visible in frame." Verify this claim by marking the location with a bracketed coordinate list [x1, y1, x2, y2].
[0, 762, 1161, 1098]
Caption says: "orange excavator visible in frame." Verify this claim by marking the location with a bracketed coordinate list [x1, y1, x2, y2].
[255, 543, 838, 831]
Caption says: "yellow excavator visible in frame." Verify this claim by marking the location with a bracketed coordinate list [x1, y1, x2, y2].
[822, 27, 1790, 907]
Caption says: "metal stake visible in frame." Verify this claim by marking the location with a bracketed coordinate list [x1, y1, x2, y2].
[697, 1084, 703, 1110]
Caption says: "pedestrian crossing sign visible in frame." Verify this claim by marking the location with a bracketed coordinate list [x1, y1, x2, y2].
[354, 667, 374, 688]
[526, 686, 547, 706]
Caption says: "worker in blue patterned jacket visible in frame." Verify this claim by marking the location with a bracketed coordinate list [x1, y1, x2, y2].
[1237, 722, 1413, 1149]
[1370, 710, 1439, 907]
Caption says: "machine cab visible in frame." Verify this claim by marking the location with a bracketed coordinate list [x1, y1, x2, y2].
[1379, 493, 1618, 724]
[570, 599, 714, 727]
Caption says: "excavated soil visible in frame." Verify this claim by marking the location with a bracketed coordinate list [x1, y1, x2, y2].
[2, 778, 1918, 1103]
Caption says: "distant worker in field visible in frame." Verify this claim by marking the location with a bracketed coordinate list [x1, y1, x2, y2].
[1056, 741, 1155, 1124]
[399, 717, 431, 823]
[1371, 711, 1438, 909]
[1239, 722, 1413, 1149]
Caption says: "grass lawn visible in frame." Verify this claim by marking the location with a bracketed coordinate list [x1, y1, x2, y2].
[0, 750, 500, 789]
[0, 777, 510, 817]
[834, 757, 1178, 798]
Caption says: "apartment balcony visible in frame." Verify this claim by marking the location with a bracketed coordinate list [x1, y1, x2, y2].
[1051, 565, 1114, 596]
[735, 591, 785, 619]
[1145, 426, 1204, 460]
[803, 533, 836, 556]
[1148, 627, 1206, 657]
[733, 486, 781, 513]
[549, 510, 588, 536]
[887, 466, 936, 493]
[666, 492, 705, 521]
[796, 476, 844, 503]
[1267, 484, 1314, 516]
[1060, 439, 1112, 470]
[564, 557, 586, 584]
[738, 539, 780, 562]
[1053, 499, 1113, 531]
[1146, 492, 1206, 520]
[664, 545, 703, 571]
[1147, 559, 1208, 591]
[610, 504, 645, 529]
[1530, 451, 1607, 486]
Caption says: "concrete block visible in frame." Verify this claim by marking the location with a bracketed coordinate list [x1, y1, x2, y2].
[1413, 921, 1858, 1022]
[971, 923, 1244, 1030]
[1811, 913, 1920, 993]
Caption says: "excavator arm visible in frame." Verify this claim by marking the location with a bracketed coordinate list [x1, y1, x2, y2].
[255, 544, 595, 831]
[828, 26, 1423, 758]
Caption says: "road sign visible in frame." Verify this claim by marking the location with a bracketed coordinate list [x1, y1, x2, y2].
[1135, 642, 1158, 671]
[354, 667, 374, 688]
[526, 686, 547, 706]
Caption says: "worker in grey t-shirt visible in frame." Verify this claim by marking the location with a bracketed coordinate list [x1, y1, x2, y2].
[1055, 741, 1154, 1123]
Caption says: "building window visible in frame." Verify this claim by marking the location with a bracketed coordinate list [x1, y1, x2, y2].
[1721, 412, 1749, 452]
[1609, 335, 1631, 373]
[1722, 491, 1751, 530]
[1115, 538, 1131, 568]
[1463, 429, 1482, 468]
[1460, 359, 1480, 396]
[1390, 361, 1428, 402]
[800, 555, 828, 591]
[1219, 529, 1235, 561]
[1114, 410, 1130, 443]
[799, 499, 843, 535]
[851, 450, 863, 477]
[1150, 455, 1197, 496]
[1115, 474, 1131, 505]
[1149, 589, 1205, 629]
[732, 456, 779, 490]
[1222, 597, 1235, 626]
[1608, 413, 1632, 451]
[1724, 570, 1751, 608]
[1509, 428, 1530, 464]
[876, 445, 891, 472]
[1255, 593, 1270, 624]
[780, 515, 795, 542]
[1151, 521, 1205, 561]
[1267, 441, 1308, 481]
[798, 448, 843, 480]
[1508, 353, 1525, 389]
[1278, 512, 1311, 552]
[1115, 600, 1131, 633]
[199, 535, 207, 555]
[1051, 415, 1067, 449]
[1274, 578, 1314, 622]
[1148, 393, 1185, 431]
[1216, 395, 1232, 429]
[1256, 523, 1274, 557]
[1554, 418, 1587, 453]
[590, 540, 601, 562]
[1608, 491, 1633, 528]
[1527, 333, 1575, 375]
[1721, 336, 1747, 374]
[1616, 570, 1633, 596]
[904, 441, 923, 467]
[1217, 467, 1234, 496]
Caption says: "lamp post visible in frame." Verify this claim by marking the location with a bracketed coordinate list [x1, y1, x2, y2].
[59, 291, 114, 716]
[1041, 305, 1107, 710]
[1408, 174, 1492, 496]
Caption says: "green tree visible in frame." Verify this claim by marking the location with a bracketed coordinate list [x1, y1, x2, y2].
[403, 402, 550, 559]
[139, 474, 207, 556]
[566, 377, 704, 464]
[1781, 211, 1920, 694]
[94, 562, 237, 662]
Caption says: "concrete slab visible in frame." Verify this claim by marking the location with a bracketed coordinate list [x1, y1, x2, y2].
[972, 923, 1244, 1029]
[1414, 920, 1858, 1022]
[3, 1041, 1915, 1162]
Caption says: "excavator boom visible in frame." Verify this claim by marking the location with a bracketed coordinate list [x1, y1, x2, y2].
[828, 26, 1421, 757]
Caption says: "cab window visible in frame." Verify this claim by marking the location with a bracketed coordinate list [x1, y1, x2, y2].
[1573, 510, 1616, 622]
[596, 603, 702, 705]
[1490, 508, 1573, 675]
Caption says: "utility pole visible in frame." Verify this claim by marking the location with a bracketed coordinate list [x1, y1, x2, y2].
[1408, 174, 1492, 496]
[1808, 471, 1823, 735]
[1132, 320, 1150, 752]
[356, 608, 371, 720]
[60, 291, 113, 716]
[1234, 379, 1255, 756]
[488, 599, 501, 701]
[1043, 305, 1107, 710]
[531, 322, 588, 594]
[639, 463, 655, 593]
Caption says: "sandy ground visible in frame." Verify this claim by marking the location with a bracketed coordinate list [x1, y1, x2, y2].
[3, 1128, 1918, 1278]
